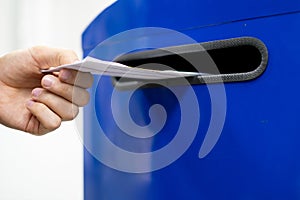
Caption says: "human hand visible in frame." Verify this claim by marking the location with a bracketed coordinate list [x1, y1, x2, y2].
[0, 46, 93, 135]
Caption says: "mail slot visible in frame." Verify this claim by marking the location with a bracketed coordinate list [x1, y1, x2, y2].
[112, 37, 268, 88]
[82, 0, 300, 200]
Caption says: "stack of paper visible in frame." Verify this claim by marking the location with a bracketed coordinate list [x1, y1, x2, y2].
[41, 56, 204, 80]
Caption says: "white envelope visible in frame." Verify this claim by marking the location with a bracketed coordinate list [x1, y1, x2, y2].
[41, 56, 205, 80]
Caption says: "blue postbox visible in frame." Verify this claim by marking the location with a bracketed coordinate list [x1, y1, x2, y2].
[82, 0, 300, 199]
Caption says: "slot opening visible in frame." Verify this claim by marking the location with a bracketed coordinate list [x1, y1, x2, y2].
[112, 37, 268, 88]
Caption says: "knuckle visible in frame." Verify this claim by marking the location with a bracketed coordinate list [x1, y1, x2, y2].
[77, 90, 90, 106]
[63, 105, 79, 120]
[86, 73, 94, 88]
[72, 105, 79, 118]
[32, 132, 47, 137]
[29, 45, 45, 53]
[58, 49, 78, 64]
[45, 118, 61, 130]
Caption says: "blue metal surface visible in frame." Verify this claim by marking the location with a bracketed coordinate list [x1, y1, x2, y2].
[83, 0, 300, 199]
[82, 0, 300, 54]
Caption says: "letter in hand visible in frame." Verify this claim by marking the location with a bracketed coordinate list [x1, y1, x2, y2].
[0, 46, 93, 135]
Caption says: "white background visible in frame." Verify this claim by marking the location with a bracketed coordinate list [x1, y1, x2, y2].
[0, 0, 115, 199]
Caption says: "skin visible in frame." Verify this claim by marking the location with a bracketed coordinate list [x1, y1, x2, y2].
[0, 46, 93, 136]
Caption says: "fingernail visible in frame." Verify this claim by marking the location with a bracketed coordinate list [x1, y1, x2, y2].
[26, 100, 34, 107]
[60, 70, 71, 81]
[32, 88, 42, 97]
[42, 76, 54, 88]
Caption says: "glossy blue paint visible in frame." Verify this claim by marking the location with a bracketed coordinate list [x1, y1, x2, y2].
[83, 0, 300, 199]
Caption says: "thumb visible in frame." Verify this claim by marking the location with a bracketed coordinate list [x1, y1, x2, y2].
[29, 46, 79, 70]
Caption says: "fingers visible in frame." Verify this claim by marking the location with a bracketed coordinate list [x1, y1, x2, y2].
[41, 74, 90, 106]
[25, 68, 91, 135]
[21, 46, 92, 135]
[26, 100, 62, 134]
[31, 88, 79, 121]
[24, 71, 90, 134]
[58, 69, 93, 89]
